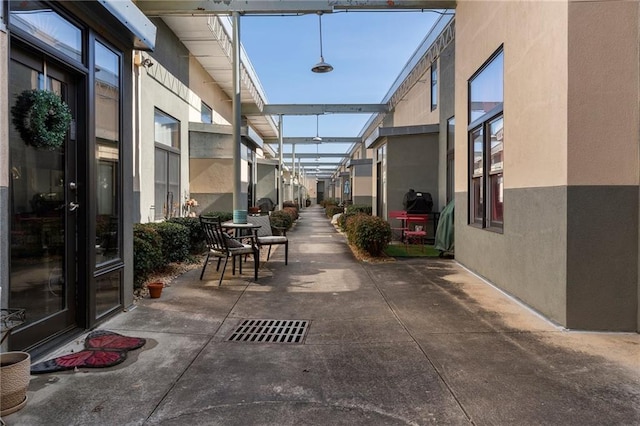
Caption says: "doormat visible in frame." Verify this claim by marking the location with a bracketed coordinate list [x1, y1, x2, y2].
[30, 330, 146, 374]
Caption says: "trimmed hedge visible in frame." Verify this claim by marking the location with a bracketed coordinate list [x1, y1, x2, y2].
[133, 223, 163, 289]
[168, 216, 205, 254]
[326, 205, 343, 218]
[346, 204, 372, 215]
[154, 221, 191, 263]
[345, 214, 391, 256]
[201, 211, 233, 222]
[320, 198, 338, 208]
[270, 210, 294, 230]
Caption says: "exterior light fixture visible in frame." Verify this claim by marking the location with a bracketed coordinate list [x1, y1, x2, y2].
[311, 12, 333, 73]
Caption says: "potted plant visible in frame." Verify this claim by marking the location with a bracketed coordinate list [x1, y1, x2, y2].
[1, 351, 30, 416]
[1, 308, 30, 416]
[147, 282, 163, 298]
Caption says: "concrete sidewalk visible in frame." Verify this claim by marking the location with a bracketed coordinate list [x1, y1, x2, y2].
[5, 205, 639, 425]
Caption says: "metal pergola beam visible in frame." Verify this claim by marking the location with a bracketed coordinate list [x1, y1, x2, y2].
[137, 1, 454, 15]
[244, 104, 387, 116]
[280, 153, 348, 158]
[298, 162, 344, 166]
[265, 137, 361, 144]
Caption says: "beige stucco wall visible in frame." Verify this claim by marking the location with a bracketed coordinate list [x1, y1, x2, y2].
[454, 1, 571, 325]
[190, 158, 233, 193]
[455, 0, 569, 190]
[138, 62, 192, 221]
[188, 56, 232, 126]
[393, 64, 439, 127]
[567, 0, 639, 186]
[352, 175, 372, 198]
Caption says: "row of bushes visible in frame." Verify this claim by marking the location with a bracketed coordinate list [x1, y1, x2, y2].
[330, 204, 391, 256]
[343, 214, 391, 256]
[320, 198, 339, 208]
[133, 209, 298, 289]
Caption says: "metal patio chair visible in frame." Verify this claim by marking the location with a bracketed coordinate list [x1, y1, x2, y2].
[249, 214, 288, 265]
[404, 214, 428, 252]
[199, 216, 259, 285]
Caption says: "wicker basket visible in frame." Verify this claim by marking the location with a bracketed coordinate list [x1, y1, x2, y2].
[0, 351, 30, 416]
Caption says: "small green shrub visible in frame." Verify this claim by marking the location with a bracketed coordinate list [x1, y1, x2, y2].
[346, 204, 372, 216]
[283, 206, 299, 221]
[321, 198, 338, 208]
[326, 205, 343, 218]
[167, 217, 205, 254]
[344, 213, 367, 244]
[133, 223, 163, 289]
[349, 215, 391, 256]
[201, 211, 233, 222]
[154, 221, 191, 263]
[270, 210, 293, 230]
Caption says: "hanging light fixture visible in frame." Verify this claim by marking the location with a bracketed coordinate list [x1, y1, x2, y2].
[311, 12, 333, 73]
[313, 114, 322, 142]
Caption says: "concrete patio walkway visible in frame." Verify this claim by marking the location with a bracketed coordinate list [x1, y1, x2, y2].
[4, 205, 639, 425]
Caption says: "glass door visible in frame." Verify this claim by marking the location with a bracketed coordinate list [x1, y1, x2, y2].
[8, 50, 79, 350]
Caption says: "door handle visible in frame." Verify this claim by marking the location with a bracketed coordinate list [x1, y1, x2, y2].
[69, 202, 80, 212]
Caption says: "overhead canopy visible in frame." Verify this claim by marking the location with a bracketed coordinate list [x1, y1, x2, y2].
[135, 0, 456, 179]
[136, 1, 456, 15]
[99, 0, 157, 50]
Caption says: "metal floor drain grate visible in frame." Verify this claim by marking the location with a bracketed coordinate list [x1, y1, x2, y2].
[226, 319, 309, 344]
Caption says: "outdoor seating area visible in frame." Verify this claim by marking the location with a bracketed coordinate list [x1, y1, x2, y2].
[199, 216, 260, 286]
[199, 214, 289, 285]
[389, 210, 439, 248]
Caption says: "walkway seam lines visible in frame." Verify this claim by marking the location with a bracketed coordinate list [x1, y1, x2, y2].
[360, 263, 477, 425]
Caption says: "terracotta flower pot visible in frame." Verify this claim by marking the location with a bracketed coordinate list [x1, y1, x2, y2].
[1, 351, 30, 416]
[147, 282, 163, 299]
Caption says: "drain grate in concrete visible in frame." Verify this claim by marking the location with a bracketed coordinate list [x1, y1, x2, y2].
[226, 319, 309, 344]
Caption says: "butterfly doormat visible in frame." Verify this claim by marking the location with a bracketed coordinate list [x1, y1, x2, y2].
[31, 330, 146, 374]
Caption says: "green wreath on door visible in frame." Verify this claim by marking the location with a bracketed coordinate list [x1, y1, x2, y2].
[11, 89, 72, 150]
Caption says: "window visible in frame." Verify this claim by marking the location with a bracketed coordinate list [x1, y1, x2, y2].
[430, 61, 438, 111]
[154, 109, 180, 219]
[201, 101, 212, 124]
[10, 1, 83, 62]
[95, 41, 121, 267]
[468, 48, 503, 230]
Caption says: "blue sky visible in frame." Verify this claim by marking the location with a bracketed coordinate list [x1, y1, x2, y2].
[240, 11, 444, 157]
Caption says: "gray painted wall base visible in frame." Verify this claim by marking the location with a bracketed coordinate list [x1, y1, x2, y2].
[566, 186, 638, 330]
[456, 186, 638, 331]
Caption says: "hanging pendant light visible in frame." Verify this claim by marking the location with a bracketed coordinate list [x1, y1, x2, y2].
[313, 114, 323, 142]
[311, 12, 333, 73]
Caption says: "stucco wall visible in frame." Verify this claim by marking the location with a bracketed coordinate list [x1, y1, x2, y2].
[189, 128, 250, 213]
[455, 0, 570, 324]
[188, 56, 232, 126]
[393, 64, 439, 127]
[138, 64, 191, 221]
[256, 162, 278, 206]
[455, 1, 569, 191]
[455, 0, 639, 330]
[350, 160, 372, 204]
[387, 133, 439, 213]
[567, 1, 639, 186]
